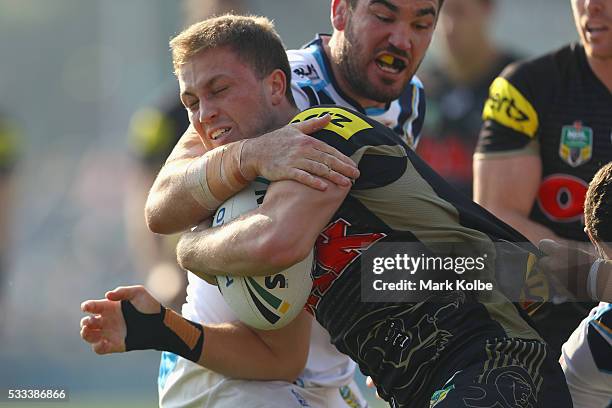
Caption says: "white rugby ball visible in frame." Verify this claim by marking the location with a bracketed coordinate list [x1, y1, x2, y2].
[213, 178, 313, 330]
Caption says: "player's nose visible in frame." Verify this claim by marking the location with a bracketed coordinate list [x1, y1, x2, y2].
[387, 25, 413, 54]
[199, 101, 219, 124]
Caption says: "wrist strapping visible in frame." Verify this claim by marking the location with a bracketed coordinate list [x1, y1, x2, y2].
[184, 140, 251, 211]
[121, 300, 204, 363]
[185, 155, 222, 211]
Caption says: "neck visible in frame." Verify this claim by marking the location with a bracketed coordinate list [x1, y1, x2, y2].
[586, 53, 612, 94]
[444, 39, 499, 85]
[276, 104, 300, 127]
[325, 34, 386, 109]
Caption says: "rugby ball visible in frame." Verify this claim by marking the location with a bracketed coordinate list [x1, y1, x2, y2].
[213, 178, 313, 330]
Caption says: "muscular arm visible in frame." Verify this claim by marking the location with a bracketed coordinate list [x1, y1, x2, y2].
[201, 310, 312, 380]
[146, 120, 359, 235]
[145, 126, 210, 234]
[473, 154, 564, 245]
[177, 178, 351, 279]
[80, 286, 312, 382]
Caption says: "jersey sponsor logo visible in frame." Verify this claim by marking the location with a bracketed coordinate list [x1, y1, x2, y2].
[291, 107, 373, 141]
[537, 174, 588, 222]
[559, 121, 593, 167]
[293, 64, 320, 81]
[305, 218, 386, 314]
[482, 77, 538, 138]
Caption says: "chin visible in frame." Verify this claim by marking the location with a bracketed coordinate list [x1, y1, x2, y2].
[586, 45, 612, 60]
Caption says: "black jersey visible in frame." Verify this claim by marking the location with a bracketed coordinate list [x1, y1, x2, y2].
[476, 43, 612, 241]
[290, 106, 569, 407]
[418, 51, 517, 196]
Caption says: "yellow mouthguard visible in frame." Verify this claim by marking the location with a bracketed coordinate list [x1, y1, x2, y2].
[379, 54, 394, 65]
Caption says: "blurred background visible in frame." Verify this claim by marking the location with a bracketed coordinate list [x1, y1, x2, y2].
[0, 0, 578, 406]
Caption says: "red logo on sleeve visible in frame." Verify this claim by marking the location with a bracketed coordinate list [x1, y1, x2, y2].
[305, 219, 386, 314]
[537, 174, 588, 222]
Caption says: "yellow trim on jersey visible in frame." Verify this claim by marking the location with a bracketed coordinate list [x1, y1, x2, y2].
[291, 107, 372, 140]
[482, 77, 539, 138]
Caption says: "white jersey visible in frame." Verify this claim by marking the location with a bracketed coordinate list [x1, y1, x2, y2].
[163, 36, 428, 399]
[561, 302, 612, 408]
[288, 34, 426, 149]
[181, 276, 355, 388]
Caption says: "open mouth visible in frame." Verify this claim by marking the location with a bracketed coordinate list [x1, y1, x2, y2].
[586, 23, 609, 34]
[210, 127, 231, 140]
[375, 53, 407, 74]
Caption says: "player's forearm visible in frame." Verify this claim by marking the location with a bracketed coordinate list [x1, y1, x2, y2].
[145, 158, 214, 234]
[489, 208, 564, 245]
[122, 300, 308, 382]
[199, 320, 309, 381]
[177, 211, 303, 278]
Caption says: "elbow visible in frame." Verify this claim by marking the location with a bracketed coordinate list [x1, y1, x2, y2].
[278, 361, 306, 383]
[145, 197, 173, 235]
[145, 206, 163, 234]
[274, 349, 308, 382]
[176, 234, 196, 272]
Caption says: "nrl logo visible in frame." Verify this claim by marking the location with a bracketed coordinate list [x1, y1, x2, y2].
[559, 121, 593, 167]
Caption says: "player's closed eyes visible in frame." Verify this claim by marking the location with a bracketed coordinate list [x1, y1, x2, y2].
[211, 86, 228, 96]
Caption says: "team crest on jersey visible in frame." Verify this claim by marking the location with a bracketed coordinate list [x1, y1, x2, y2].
[559, 121, 593, 167]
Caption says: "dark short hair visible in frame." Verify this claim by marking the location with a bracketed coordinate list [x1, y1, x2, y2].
[585, 162, 612, 243]
[170, 14, 295, 106]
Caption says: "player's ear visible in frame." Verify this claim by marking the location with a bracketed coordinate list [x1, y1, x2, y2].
[265, 69, 288, 106]
[331, 0, 349, 31]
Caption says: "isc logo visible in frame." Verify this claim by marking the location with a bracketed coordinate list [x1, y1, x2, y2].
[291, 107, 372, 140]
[265, 274, 287, 289]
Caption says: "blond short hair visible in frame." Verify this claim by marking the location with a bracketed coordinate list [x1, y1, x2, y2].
[170, 14, 295, 105]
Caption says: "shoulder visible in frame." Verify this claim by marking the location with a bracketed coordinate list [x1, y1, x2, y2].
[480, 46, 571, 140]
[291, 106, 409, 190]
[287, 39, 327, 87]
[497, 44, 573, 92]
[291, 105, 402, 151]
